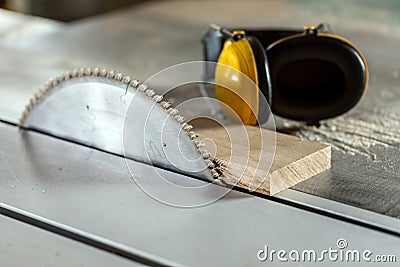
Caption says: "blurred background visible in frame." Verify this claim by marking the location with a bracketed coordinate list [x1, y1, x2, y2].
[0, 0, 144, 21]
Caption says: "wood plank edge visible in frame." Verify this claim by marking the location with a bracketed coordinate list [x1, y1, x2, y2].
[269, 145, 331, 195]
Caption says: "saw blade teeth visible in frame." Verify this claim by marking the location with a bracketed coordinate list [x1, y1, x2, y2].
[129, 79, 140, 88]
[145, 89, 155, 97]
[56, 75, 64, 83]
[48, 78, 57, 87]
[93, 67, 100, 77]
[63, 71, 72, 80]
[52, 76, 60, 85]
[114, 73, 124, 81]
[182, 123, 193, 132]
[193, 141, 205, 148]
[28, 98, 35, 108]
[122, 76, 131, 84]
[33, 91, 42, 101]
[85, 67, 93, 76]
[204, 159, 215, 169]
[43, 82, 52, 94]
[79, 67, 85, 76]
[137, 84, 148, 92]
[19, 114, 26, 124]
[107, 70, 116, 79]
[160, 101, 171, 109]
[25, 103, 32, 113]
[174, 115, 185, 123]
[34, 88, 45, 103]
[72, 68, 80, 78]
[210, 169, 219, 179]
[167, 108, 178, 116]
[152, 95, 163, 103]
[19, 110, 28, 125]
[100, 69, 108, 77]
[187, 131, 198, 139]
[202, 150, 211, 159]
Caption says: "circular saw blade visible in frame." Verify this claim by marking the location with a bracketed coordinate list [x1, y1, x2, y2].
[20, 67, 216, 182]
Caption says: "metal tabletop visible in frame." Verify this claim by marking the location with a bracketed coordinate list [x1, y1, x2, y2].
[0, 213, 143, 267]
[1, 122, 399, 266]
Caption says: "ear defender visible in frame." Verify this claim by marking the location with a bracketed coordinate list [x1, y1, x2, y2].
[214, 29, 271, 125]
[203, 24, 368, 125]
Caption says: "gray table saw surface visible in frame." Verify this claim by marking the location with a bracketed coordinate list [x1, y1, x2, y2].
[1, 122, 399, 266]
[0, 0, 399, 266]
[0, 214, 143, 267]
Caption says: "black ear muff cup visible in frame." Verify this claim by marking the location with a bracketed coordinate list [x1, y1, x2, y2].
[267, 34, 368, 122]
[247, 36, 272, 124]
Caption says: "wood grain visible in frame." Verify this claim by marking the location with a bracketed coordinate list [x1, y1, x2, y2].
[194, 120, 331, 195]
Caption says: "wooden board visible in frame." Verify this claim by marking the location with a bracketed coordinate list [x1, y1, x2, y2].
[194, 120, 331, 196]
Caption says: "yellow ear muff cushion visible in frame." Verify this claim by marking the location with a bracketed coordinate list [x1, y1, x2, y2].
[215, 34, 259, 125]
